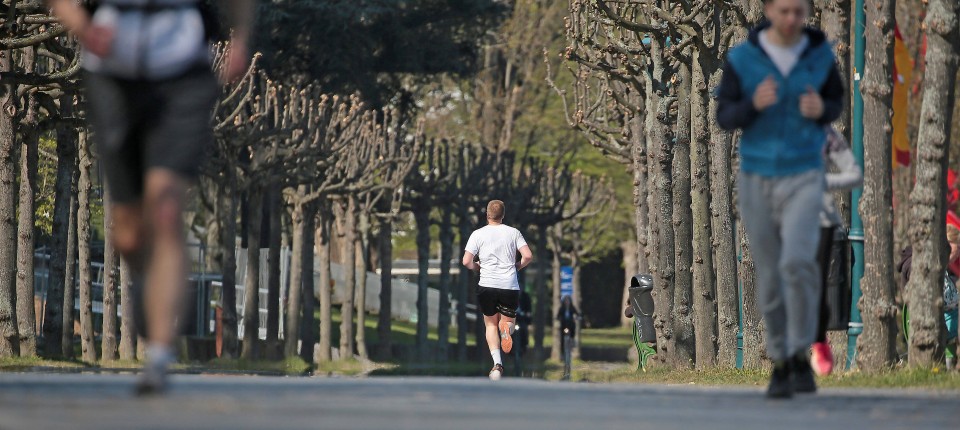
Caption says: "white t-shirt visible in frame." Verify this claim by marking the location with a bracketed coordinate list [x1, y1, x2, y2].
[465, 224, 528, 290]
[82, 2, 209, 80]
[758, 30, 809, 77]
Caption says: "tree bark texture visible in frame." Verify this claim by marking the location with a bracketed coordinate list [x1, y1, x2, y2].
[414, 208, 431, 360]
[533, 226, 549, 360]
[645, 37, 677, 366]
[906, 0, 959, 367]
[317, 209, 333, 362]
[77, 133, 96, 363]
[549, 232, 563, 362]
[119, 258, 136, 360]
[16, 118, 38, 357]
[377, 217, 394, 359]
[43, 93, 76, 358]
[355, 211, 371, 360]
[284, 198, 306, 358]
[220, 187, 239, 358]
[0, 49, 18, 358]
[266, 186, 282, 353]
[857, 0, 900, 370]
[437, 210, 454, 361]
[241, 187, 264, 360]
[101, 187, 119, 361]
[740, 222, 766, 368]
[337, 197, 358, 359]
[671, 60, 696, 369]
[690, 48, 721, 368]
[298, 210, 316, 364]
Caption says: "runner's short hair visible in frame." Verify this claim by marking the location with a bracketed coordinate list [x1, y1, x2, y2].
[487, 200, 505, 221]
[948, 225, 959, 245]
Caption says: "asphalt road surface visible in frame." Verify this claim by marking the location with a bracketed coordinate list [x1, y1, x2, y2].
[0, 372, 955, 429]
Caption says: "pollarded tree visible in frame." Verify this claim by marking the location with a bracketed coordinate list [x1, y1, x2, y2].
[857, 0, 900, 370]
[905, 0, 959, 367]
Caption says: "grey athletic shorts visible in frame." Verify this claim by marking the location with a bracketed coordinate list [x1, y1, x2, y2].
[83, 66, 217, 204]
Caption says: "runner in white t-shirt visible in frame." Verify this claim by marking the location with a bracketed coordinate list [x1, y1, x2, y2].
[463, 200, 533, 380]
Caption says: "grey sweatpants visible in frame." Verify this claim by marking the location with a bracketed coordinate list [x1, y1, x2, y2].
[738, 169, 825, 361]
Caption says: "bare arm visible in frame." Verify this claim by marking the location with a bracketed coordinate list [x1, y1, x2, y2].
[462, 251, 479, 272]
[516, 245, 533, 271]
[219, 0, 255, 82]
[48, 0, 113, 56]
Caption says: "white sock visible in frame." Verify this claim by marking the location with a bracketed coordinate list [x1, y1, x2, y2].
[146, 344, 174, 369]
[490, 349, 502, 366]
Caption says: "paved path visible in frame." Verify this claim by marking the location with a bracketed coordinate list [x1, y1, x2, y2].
[0, 372, 955, 429]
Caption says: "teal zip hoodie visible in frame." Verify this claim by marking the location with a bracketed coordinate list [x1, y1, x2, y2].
[716, 22, 845, 177]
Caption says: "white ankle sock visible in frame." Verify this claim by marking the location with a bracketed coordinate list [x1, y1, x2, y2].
[146, 344, 174, 369]
[490, 349, 502, 366]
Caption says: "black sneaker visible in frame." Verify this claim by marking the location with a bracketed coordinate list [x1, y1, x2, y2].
[134, 362, 168, 396]
[766, 360, 793, 399]
[792, 353, 817, 394]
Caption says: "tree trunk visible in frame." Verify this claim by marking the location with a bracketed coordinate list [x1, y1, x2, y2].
[571, 251, 583, 360]
[456, 217, 470, 360]
[857, 0, 899, 370]
[691, 50, 720, 368]
[906, 0, 959, 367]
[549, 231, 563, 361]
[414, 208, 431, 360]
[241, 186, 264, 360]
[533, 225, 549, 360]
[708, 85, 740, 368]
[101, 187, 119, 361]
[818, 0, 852, 139]
[77, 133, 95, 363]
[62, 185, 79, 358]
[284, 198, 306, 358]
[645, 37, 677, 366]
[42, 95, 77, 358]
[265, 186, 282, 355]
[377, 217, 394, 359]
[119, 258, 136, 360]
[631, 111, 650, 277]
[220, 186, 239, 358]
[671, 59, 696, 368]
[298, 209, 316, 364]
[317, 208, 333, 362]
[740, 222, 766, 369]
[338, 196, 358, 360]
[16, 118, 38, 357]
[0, 48, 18, 358]
[355, 211, 370, 360]
[436, 210, 453, 361]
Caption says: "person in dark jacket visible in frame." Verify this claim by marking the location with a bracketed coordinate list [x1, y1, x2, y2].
[716, 0, 844, 398]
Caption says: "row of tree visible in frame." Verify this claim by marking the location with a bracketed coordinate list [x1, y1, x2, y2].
[553, 0, 959, 370]
[0, 12, 619, 364]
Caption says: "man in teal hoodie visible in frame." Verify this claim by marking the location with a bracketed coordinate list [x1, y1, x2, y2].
[716, 0, 844, 399]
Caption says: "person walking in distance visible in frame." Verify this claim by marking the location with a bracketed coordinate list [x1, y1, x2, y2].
[716, 0, 844, 398]
[463, 200, 533, 380]
[49, 0, 253, 395]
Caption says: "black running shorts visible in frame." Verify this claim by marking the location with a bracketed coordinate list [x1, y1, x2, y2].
[84, 66, 218, 204]
[477, 286, 520, 318]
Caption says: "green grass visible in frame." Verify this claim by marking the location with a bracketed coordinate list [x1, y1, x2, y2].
[0, 356, 87, 371]
[205, 356, 311, 376]
[325, 307, 477, 348]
